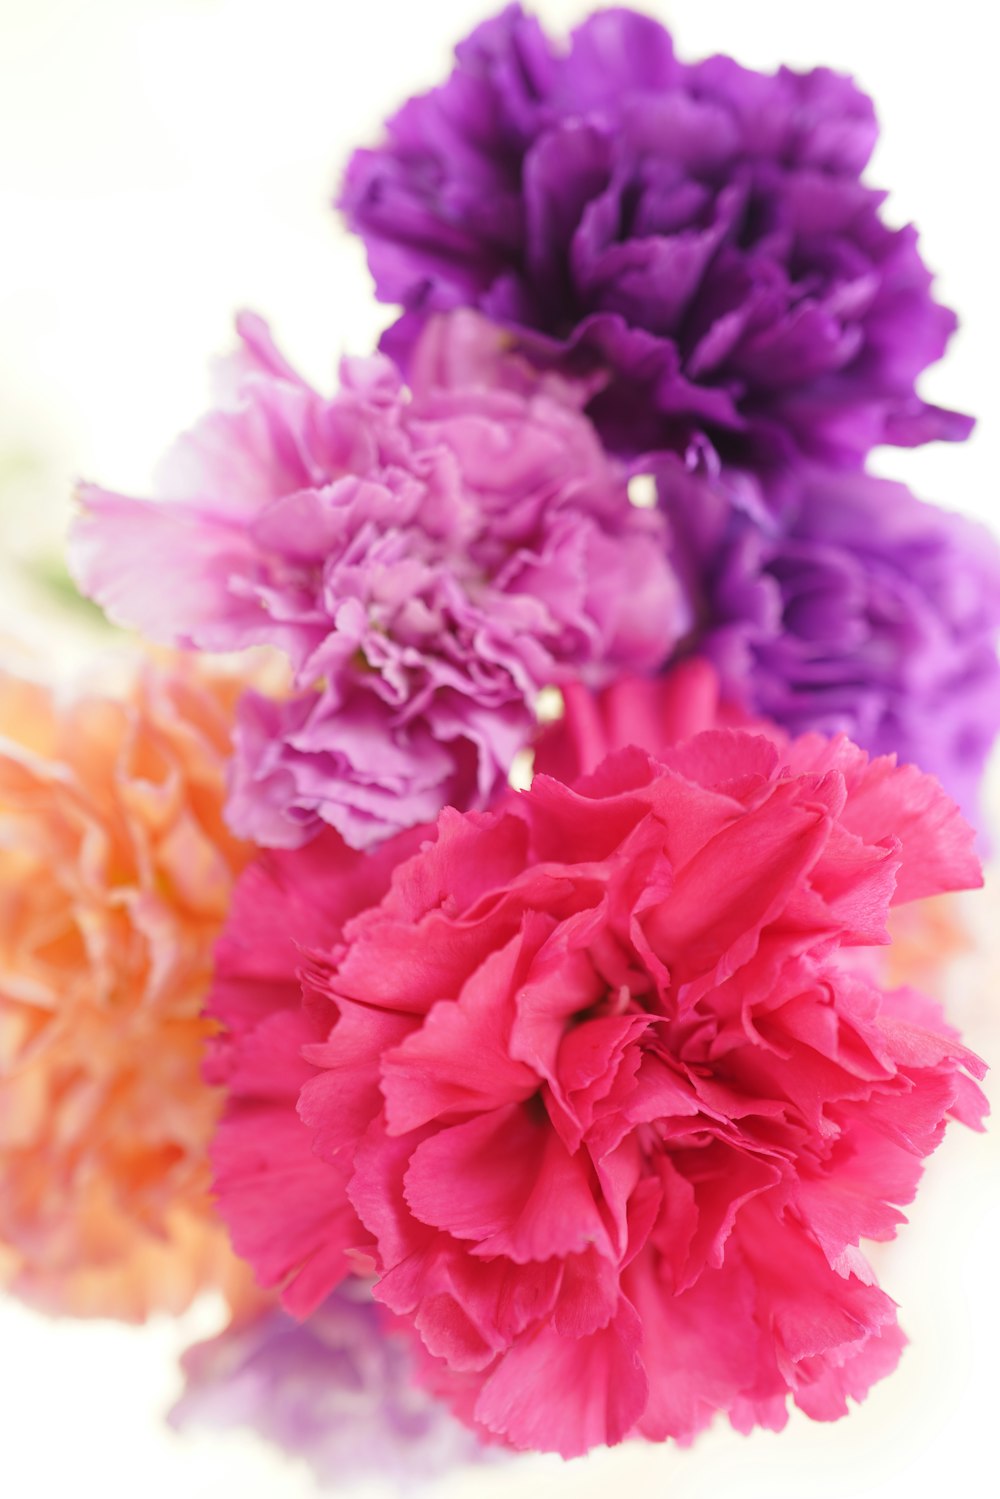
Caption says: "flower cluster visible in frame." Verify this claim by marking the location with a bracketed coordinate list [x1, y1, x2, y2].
[342, 4, 969, 465]
[7, 2, 992, 1483]
[72, 312, 684, 852]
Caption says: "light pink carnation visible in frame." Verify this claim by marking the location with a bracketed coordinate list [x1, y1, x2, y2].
[209, 674, 985, 1458]
[71, 311, 685, 850]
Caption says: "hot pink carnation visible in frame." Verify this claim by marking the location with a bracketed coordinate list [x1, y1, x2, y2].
[210, 675, 985, 1458]
[71, 311, 685, 851]
[532, 659, 769, 786]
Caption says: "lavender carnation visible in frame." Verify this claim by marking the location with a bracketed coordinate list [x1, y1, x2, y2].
[170, 1287, 485, 1487]
[71, 311, 684, 850]
[659, 461, 1000, 823]
[341, 4, 969, 466]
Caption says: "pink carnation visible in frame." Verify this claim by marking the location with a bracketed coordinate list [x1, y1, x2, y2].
[532, 658, 770, 786]
[209, 673, 985, 1458]
[71, 311, 685, 851]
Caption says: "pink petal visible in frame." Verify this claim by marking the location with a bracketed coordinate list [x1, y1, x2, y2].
[474, 1301, 646, 1456]
[403, 1103, 612, 1262]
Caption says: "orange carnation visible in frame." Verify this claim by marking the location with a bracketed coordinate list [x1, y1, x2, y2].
[0, 655, 256, 1319]
[886, 893, 969, 991]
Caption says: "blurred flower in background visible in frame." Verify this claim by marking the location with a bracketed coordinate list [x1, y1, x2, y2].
[0, 655, 255, 1318]
[171, 1284, 489, 1487]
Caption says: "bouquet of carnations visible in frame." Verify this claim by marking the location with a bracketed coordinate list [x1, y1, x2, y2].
[2, 5, 996, 1483]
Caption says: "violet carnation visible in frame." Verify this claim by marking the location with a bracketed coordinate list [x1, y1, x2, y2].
[341, 5, 970, 465]
[71, 311, 685, 850]
[208, 677, 985, 1458]
[170, 1284, 487, 1488]
[658, 461, 1000, 826]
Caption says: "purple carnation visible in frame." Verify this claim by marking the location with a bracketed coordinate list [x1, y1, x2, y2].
[341, 4, 970, 466]
[170, 1287, 486, 1488]
[658, 460, 1000, 825]
[71, 310, 685, 850]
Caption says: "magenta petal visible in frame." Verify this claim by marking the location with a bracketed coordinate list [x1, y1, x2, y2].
[474, 1301, 646, 1457]
[404, 1103, 612, 1263]
[381, 936, 539, 1134]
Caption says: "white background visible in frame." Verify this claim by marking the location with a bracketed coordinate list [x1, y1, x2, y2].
[1, 3, 998, 1496]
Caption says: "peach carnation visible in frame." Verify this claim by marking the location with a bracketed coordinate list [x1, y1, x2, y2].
[0, 657, 255, 1318]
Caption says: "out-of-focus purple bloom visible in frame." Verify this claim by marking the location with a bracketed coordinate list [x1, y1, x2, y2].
[71, 311, 685, 850]
[341, 4, 970, 466]
[658, 459, 1000, 825]
[170, 1287, 486, 1488]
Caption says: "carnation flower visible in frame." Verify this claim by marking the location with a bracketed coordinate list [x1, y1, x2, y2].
[657, 460, 1000, 826]
[71, 311, 685, 851]
[209, 673, 985, 1458]
[532, 657, 764, 787]
[536, 668, 970, 996]
[170, 1283, 487, 1487]
[340, 4, 970, 465]
[0, 657, 255, 1318]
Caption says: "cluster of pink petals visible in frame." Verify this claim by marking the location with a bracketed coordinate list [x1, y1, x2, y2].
[209, 669, 986, 1457]
[71, 311, 685, 851]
